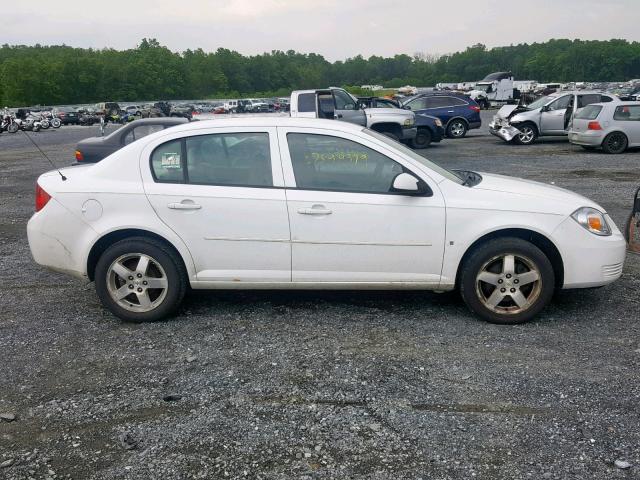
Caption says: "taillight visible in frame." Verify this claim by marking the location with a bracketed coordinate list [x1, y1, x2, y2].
[75, 150, 84, 162]
[35, 183, 51, 212]
[470, 105, 481, 112]
[587, 121, 602, 130]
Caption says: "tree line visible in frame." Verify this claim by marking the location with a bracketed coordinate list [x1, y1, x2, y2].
[1, 38, 639, 107]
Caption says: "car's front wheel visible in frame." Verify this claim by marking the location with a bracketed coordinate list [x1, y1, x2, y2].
[459, 238, 555, 324]
[514, 123, 538, 145]
[409, 128, 432, 149]
[95, 237, 187, 322]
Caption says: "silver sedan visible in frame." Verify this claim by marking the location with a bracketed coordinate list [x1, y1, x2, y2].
[569, 101, 640, 153]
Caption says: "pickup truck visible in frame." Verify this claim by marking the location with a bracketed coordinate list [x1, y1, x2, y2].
[290, 88, 417, 142]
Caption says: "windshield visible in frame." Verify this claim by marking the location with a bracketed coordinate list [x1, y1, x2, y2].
[474, 84, 490, 92]
[525, 95, 554, 110]
[363, 129, 464, 184]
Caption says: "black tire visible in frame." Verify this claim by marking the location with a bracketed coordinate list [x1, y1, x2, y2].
[601, 132, 628, 154]
[409, 128, 432, 149]
[459, 238, 555, 325]
[514, 123, 538, 145]
[446, 119, 467, 138]
[95, 237, 187, 322]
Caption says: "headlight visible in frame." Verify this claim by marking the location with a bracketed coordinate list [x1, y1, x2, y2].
[571, 207, 611, 236]
[434, 118, 443, 127]
[403, 118, 414, 127]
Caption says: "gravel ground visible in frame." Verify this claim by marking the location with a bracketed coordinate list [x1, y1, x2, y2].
[1, 112, 639, 479]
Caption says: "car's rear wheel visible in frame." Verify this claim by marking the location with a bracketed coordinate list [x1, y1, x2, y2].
[514, 123, 538, 145]
[446, 120, 467, 138]
[409, 128, 432, 149]
[601, 132, 628, 154]
[95, 237, 187, 322]
[459, 238, 555, 324]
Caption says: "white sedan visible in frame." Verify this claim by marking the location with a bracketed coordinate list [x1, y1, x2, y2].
[27, 118, 626, 324]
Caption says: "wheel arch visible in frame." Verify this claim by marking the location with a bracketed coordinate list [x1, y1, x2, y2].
[87, 228, 191, 282]
[445, 116, 469, 129]
[455, 228, 564, 289]
[369, 122, 402, 136]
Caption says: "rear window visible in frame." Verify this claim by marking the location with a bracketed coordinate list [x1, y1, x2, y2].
[298, 93, 316, 112]
[575, 105, 602, 120]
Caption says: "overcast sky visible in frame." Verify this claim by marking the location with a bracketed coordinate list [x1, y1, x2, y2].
[3, 0, 640, 61]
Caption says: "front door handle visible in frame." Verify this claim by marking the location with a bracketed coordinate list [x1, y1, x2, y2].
[335, 113, 343, 119]
[168, 202, 202, 210]
[298, 206, 332, 215]
[447, 110, 454, 113]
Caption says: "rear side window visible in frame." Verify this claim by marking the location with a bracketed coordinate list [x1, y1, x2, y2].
[298, 93, 316, 112]
[186, 133, 272, 187]
[151, 139, 184, 182]
[614, 105, 640, 121]
[404, 97, 428, 110]
[577, 94, 601, 108]
[575, 105, 602, 120]
[151, 133, 272, 187]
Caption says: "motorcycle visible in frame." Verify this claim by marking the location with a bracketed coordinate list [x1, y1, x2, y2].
[42, 110, 61, 128]
[1, 112, 20, 133]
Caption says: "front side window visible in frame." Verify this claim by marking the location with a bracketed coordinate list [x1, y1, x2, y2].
[333, 90, 357, 110]
[547, 95, 572, 111]
[614, 105, 640, 121]
[151, 133, 272, 187]
[287, 133, 410, 194]
[404, 97, 428, 110]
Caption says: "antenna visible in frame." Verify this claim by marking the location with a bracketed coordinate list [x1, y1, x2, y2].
[21, 130, 67, 181]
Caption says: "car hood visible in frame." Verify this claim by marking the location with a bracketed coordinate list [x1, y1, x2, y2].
[472, 172, 603, 213]
[364, 107, 413, 118]
[495, 104, 521, 119]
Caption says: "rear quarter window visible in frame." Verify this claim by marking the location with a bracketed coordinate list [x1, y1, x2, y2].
[575, 105, 602, 120]
[151, 139, 184, 182]
[298, 93, 316, 112]
[614, 105, 640, 121]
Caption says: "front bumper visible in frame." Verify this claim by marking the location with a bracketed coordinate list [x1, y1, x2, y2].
[489, 120, 521, 142]
[553, 216, 627, 289]
[568, 130, 605, 147]
[399, 126, 418, 140]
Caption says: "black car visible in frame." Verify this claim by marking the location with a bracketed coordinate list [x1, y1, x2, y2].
[357, 96, 402, 109]
[54, 106, 80, 125]
[74, 118, 188, 164]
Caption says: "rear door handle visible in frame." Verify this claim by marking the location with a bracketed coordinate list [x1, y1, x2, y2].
[447, 110, 454, 113]
[335, 113, 343, 119]
[168, 202, 202, 210]
[298, 207, 332, 215]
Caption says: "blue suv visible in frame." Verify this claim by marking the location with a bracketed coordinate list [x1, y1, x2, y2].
[401, 92, 482, 138]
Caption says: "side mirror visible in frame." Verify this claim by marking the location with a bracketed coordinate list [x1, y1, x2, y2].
[392, 173, 420, 193]
[540, 105, 550, 112]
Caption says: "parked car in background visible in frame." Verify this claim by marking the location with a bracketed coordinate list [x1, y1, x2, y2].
[290, 87, 417, 143]
[401, 93, 481, 138]
[240, 99, 269, 113]
[125, 105, 142, 116]
[74, 117, 187, 164]
[489, 91, 619, 145]
[53, 106, 80, 125]
[28, 117, 626, 325]
[569, 102, 640, 153]
[357, 96, 402, 109]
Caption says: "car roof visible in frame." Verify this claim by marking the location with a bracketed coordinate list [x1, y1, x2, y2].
[153, 117, 366, 135]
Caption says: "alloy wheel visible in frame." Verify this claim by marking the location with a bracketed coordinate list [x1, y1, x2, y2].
[517, 126, 535, 144]
[475, 253, 542, 315]
[106, 253, 168, 312]
[449, 121, 465, 137]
